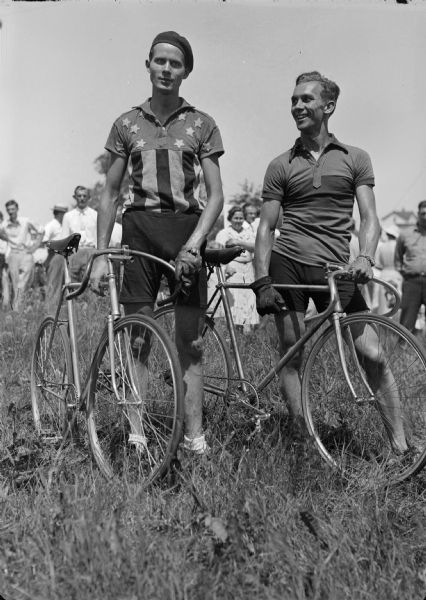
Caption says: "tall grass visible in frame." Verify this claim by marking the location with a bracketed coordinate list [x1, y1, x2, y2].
[0, 297, 425, 600]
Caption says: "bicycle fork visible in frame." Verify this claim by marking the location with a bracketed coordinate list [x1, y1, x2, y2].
[332, 313, 375, 404]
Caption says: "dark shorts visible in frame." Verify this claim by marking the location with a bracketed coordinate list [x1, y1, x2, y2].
[120, 209, 207, 308]
[269, 252, 368, 314]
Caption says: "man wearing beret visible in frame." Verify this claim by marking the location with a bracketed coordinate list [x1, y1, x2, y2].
[92, 31, 225, 455]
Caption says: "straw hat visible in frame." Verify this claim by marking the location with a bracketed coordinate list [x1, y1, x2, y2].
[383, 224, 400, 239]
[52, 205, 68, 213]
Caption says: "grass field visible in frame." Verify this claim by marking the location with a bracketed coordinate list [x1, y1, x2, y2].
[0, 297, 425, 600]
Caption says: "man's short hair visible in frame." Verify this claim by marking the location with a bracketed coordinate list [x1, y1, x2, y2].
[73, 185, 89, 197]
[295, 71, 340, 104]
[418, 200, 426, 212]
[5, 199, 18, 209]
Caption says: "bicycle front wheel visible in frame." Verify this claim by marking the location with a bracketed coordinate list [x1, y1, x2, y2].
[86, 314, 184, 485]
[154, 306, 233, 430]
[31, 317, 74, 442]
[302, 313, 426, 484]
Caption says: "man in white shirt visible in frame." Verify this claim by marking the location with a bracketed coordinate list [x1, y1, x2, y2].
[0, 200, 42, 310]
[43, 204, 68, 311]
[61, 186, 97, 281]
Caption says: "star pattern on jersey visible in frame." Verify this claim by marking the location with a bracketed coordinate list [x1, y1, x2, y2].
[174, 139, 185, 149]
[194, 118, 203, 128]
[136, 139, 146, 149]
[122, 118, 131, 128]
[178, 113, 187, 121]
[185, 126, 195, 137]
[202, 142, 212, 153]
[130, 124, 140, 134]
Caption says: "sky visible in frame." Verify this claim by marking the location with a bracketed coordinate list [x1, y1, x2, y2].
[1, 0, 426, 227]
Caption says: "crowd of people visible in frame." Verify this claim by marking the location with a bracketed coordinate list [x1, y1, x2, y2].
[0, 187, 122, 313]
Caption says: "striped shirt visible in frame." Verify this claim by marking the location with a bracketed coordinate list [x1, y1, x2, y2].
[105, 99, 224, 214]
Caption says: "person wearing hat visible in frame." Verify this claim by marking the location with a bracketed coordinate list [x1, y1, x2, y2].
[395, 200, 426, 332]
[42, 203, 68, 312]
[91, 31, 225, 455]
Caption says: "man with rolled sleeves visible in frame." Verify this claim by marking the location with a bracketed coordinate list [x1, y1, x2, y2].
[91, 31, 225, 454]
[395, 200, 426, 332]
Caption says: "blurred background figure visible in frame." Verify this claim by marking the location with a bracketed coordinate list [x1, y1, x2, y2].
[374, 223, 402, 317]
[0, 200, 42, 311]
[0, 211, 11, 309]
[243, 202, 260, 233]
[61, 186, 97, 281]
[215, 205, 258, 333]
[395, 200, 426, 333]
[43, 204, 68, 312]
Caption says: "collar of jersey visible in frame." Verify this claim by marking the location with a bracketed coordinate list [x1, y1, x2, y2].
[134, 98, 195, 124]
[289, 134, 348, 162]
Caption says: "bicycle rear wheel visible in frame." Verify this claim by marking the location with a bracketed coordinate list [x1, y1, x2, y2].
[86, 314, 184, 485]
[154, 306, 233, 429]
[302, 313, 426, 484]
[31, 317, 74, 442]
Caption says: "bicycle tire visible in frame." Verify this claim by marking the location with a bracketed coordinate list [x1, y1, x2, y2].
[86, 314, 184, 485]
[154, 305, 233, 430]
[31, 317, 74, 442]
[302, 313, 426, 484]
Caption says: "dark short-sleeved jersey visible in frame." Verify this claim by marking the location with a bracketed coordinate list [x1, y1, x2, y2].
[105, 99, 224, 214]
[262, 135, 375, 267]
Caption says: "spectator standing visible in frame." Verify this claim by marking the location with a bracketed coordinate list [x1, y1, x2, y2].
[91, 31, 225, 455]
[216, 206, 259, 332]
[43, 204, 68, 311]
[375, 224, 402, 316]
[0, 200, 41, 310]
[243, 203, 260, 233]
[61, 186, 97, 281]
[0, 211, 9, 307]
[395, 201, 426, 332]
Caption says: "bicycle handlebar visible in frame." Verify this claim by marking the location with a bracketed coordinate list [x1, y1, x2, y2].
[327, 267, 401, 318]
[65, 247, 175, 301]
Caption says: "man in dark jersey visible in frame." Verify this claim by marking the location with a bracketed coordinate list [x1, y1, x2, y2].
[252, 71, 408, 454]
[91, 32, 224, 455]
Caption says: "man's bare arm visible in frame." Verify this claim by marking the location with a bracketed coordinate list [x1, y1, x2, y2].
[254, 200, 281, 279]
[97, 154, 128, 250]
[181, 155, 224, 250]
[348, 185, 380, 280]
[90, 153, 127, 286]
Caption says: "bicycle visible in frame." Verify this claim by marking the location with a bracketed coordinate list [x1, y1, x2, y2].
[155, 248, 426, 485]
[30, 233, 184, 486]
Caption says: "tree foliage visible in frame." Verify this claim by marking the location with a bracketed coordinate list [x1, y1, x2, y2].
[228, 179, 262, 210]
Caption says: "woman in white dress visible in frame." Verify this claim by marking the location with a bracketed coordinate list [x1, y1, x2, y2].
[215, 206, 259, 332]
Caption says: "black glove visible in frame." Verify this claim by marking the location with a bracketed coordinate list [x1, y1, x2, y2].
[251, 276, 287, 316]
[175, 247, 203, 288]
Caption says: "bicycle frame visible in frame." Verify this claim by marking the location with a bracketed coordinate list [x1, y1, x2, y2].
[205, 261, 400, 403]
[46, 245, 176, 411]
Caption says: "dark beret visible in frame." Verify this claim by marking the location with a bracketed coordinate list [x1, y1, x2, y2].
[150, 31, 194, 73]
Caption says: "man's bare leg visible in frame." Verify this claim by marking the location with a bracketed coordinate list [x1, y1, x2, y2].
[274, 310, 306, 419]
[352, 322, 408, 454]
[175, 304, 206, 451]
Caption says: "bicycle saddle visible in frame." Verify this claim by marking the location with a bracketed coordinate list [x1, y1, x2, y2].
[47, 233, 81, 256]
[204, 246, 244, 266]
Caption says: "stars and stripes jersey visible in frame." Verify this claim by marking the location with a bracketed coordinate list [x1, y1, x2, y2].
[105, 98, 224, 214]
